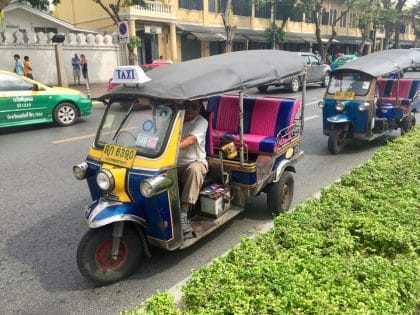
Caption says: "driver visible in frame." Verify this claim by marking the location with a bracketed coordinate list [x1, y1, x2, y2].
[178, 99, 208, 238]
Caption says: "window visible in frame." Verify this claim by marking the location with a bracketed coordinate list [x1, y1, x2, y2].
[340, 11, 347, 27]
[0, 74, 33, 91]
[322, 9, 329, 25]
[179, 0, 203, 10]
[208, 0, 216, 12]
[255, 2, 270, 19]
[399, 24, 406, 33]
[289, 9, 302, 22]
[232, 0, 251, 16]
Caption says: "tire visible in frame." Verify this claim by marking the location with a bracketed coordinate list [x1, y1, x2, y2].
[257, 85, 268, 93]
[328, 128, 346, 154]
[321, 72, 330, 88]
[400, 114, 416, 135]
[288, 77, 300, 93]
[54, 102, 77, 126]
[267, 171, 294, 215]
[77, 224, 143, 285]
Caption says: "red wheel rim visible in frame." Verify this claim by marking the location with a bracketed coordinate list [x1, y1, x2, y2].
[95, 240, 129, 272]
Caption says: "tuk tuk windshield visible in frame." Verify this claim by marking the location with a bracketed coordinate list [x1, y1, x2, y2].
[96, 102, 175, 157]
[327, 72, 372, 96]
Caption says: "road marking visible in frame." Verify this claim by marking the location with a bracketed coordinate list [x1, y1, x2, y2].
[306, 100, 321, 106]
[52, 133, 96, 144]
[304, 115, 320, 121]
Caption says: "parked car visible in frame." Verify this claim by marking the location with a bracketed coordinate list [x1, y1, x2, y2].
[0, 70, 92, 128]
[257, 52, 331, 93]
[330, 54, 358, 71]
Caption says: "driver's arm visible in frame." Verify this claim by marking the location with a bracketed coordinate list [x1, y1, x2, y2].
[180, 135, 197, 149]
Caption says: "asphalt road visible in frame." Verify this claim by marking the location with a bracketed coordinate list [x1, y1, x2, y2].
[0, 76, 417, 314]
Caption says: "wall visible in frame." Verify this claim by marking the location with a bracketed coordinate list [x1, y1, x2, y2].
[0, 30, 124, 85]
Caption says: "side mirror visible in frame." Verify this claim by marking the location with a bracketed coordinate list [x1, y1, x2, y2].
[32, 83, 39, 91]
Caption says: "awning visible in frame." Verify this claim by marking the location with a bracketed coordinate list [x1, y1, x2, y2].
[335, 36, 372, 45]
[178, 24, 226, 42]
[191, 32, 226, 42]
[236, 29, 267, 42]
[244, 35, 267, 42]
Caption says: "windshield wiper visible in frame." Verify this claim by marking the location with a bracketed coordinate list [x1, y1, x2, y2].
[112, 104, 134, 141]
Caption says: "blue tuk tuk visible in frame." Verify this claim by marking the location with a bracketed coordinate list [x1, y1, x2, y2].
[319, 49, 420, 154]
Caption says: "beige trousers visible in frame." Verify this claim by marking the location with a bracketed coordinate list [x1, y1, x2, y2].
[177, 161, 207, 205]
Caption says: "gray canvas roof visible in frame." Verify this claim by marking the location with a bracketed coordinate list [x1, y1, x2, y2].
[100, 50, 306, 102]
[334, 49, 420, 77]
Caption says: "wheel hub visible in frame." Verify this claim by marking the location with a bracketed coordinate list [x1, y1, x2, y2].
[95, 240, 128, 272]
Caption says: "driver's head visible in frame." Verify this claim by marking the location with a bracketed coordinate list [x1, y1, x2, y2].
[184, 100, 201, 122]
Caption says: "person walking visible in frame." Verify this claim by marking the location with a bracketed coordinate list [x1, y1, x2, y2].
[23, 56, 34, 79]
[71, 53, 81, 85]
[80, 54, 89, 83]
[13, 54, 24, 76]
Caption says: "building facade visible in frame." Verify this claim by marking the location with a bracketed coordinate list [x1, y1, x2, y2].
[53, 0, 417, 64]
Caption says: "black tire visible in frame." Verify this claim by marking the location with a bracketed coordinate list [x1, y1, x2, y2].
[54, 102, 78, 126]
[257, 85, 268, 93]
[288, 77, 300, 93]
[267, 171, 294, 215]
[328, 128, 346, 154]
[77, 224, 143, 285]
[321, 72, 330, 88]
[400, 114, 416, 135]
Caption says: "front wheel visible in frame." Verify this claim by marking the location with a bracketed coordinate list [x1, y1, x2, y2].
[288, 77, 300, 93]
[400, 114, 416, 135]
[77, 224, 143, 285]
[328, 128, 346, 154]
[267, 171, 294, 215]
[54, 102, 78, 126]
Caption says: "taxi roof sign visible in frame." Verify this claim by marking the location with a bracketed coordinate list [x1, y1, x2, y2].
[112, 66, 151, 85]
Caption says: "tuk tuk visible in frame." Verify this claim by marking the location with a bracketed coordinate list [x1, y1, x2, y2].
[319, 49, 420, 154]
[73, 50, 307, 284]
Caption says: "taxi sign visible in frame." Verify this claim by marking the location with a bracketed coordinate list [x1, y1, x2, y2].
[334, 91, 355, 100]
[112, 66, 151, 85]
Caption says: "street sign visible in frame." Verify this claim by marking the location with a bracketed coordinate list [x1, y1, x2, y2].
[118, 21, 129, 40]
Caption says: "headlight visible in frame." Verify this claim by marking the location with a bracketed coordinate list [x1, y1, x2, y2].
[96, 169, 115, 192]
[140, 176, 173, 198]
[73, 162, 88, 180]
[335, 102, 345, 111]
[358, 102, 370, 111]
[318, 100, 325, 108]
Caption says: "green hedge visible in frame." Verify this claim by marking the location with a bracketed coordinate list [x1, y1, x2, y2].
[123, 128, 420, 314]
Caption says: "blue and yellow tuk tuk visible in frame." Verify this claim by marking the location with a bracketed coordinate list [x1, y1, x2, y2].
[319, 49, 419, 154]
[73, 50, 307, 284]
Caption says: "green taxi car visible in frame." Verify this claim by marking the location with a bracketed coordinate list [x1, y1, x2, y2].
[0, 70, 92, 128]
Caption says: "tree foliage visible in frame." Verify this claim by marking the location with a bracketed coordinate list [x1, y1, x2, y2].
[1, 0, 60, 16]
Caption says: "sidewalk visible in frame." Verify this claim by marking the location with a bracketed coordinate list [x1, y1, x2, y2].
[68, 82, 109, 99]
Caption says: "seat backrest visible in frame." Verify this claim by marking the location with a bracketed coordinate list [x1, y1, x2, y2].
[207, 95, 240, 132]
[377, 78, 394, 97]
[199, 109, 214, 155]
[389, 79, 412, 98]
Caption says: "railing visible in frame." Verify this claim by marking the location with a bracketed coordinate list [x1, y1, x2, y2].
[133, 1, 172, 15]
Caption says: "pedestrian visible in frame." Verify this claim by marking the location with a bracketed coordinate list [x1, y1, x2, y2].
[80, 53, 89, 82]
[71, 53, 81, 85]
[13, 54, 24, 76]
[23, 56, 34, 79]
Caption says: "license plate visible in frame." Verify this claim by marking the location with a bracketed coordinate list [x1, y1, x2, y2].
[101, 144, 137, 168]
[334, 91, 355, 100]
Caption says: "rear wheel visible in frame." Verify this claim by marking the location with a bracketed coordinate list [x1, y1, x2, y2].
[54, 102, 77, 126]
[401, 114, 416, 135]
[328, 128, 346, 154]
[288, 77, 300, 93]
[267, 171, 294, 215]
[77, 224, 143, 285]
[257, 85, 268, 93]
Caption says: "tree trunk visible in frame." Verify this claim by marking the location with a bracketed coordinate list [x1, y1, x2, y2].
[222, 0, 236, 53]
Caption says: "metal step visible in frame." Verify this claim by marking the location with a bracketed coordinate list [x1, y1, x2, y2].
[179, 206, 244, 249]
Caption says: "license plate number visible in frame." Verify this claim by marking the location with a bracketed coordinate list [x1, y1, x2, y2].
[101, 144, 136, 168]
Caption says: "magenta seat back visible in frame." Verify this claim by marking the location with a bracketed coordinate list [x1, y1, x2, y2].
[215, 95, 240, 132]
[389, 79, 412, 98]
[249, 98, 280, 136]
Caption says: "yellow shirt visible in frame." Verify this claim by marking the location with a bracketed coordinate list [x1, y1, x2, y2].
[23, 60, 32, 75]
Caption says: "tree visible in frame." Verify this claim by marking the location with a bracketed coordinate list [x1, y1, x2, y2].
[255, 0, 303, 49]
[301, 0, 359, 62]
[355, 0, 380, 55]
[409, 2, 420, 47]
[221, 0, 236, 53]
[1, 0, 60, 18]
